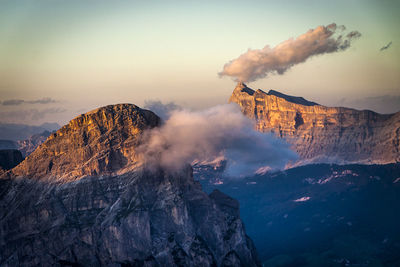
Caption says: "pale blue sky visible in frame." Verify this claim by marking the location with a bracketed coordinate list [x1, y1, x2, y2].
[0, 0, 399, 124]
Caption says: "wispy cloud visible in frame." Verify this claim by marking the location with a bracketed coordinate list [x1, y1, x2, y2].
[380, 41, 392, 51]
[219, 23, 361, 82]
[0, 108, 66, 123]
[1, 97, 57, 106]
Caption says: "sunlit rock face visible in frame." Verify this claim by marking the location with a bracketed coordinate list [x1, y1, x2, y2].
[230, 82, 400, 164]
[0, 104, 260, 266]
[10, 104, 161, 182]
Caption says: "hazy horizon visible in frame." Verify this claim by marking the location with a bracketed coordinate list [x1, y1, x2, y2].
[1, 0, 399, 126]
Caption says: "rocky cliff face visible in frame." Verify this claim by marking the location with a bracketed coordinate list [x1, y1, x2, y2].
[230, 82, 400, 164]
[0, 104, 259, 266]
[10, 104, 161, 182]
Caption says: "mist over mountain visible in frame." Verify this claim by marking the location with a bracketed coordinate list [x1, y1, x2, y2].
[138, 104, 297, 177]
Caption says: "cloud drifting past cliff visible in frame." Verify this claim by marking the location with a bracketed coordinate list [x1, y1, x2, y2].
[219, 23, 361, 82]
[138, 104, 297, 177]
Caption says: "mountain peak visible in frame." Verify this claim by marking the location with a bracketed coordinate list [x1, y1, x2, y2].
[9, 103, 160, 181]
[236, 81, 247, 88]
[234, 81, 255, 96]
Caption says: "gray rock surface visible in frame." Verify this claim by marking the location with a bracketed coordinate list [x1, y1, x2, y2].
[0, 167, 259, 266]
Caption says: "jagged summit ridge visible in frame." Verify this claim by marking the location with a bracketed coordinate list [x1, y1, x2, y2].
[9, 103, 161, 181]
[233, 81, 255, 96]
[230, 83, 400, 164]
[266, 89, 319, 106]
[233, 82, 318, 106]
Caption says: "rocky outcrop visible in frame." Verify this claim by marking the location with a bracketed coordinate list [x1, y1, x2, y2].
[0, 103, 259, 266]
[0, 150, 23, 171]
[10, 104, 161, 182]
[230, 82, 400, 164]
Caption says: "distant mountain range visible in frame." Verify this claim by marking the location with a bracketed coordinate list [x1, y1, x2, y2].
[0, 122, 59, 141]
[230, 82, 400, 165]
[16, 130, 52, 157]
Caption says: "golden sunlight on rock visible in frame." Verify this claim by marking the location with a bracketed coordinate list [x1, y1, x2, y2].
[230, 82, 400, 164]
[9, 104, 160, 181]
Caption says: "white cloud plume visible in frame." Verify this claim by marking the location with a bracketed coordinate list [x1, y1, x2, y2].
[137, 104, 297, 177]
[219, 23, 361, 82]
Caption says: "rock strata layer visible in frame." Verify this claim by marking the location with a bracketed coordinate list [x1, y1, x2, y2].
[230, 82, 400, 164]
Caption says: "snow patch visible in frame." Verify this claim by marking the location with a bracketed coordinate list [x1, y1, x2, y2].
[255, 165, 272, 175]
[293, 196, 311, 202]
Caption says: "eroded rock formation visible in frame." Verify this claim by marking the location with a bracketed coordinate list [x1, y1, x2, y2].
[230, 82, 400, 164]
